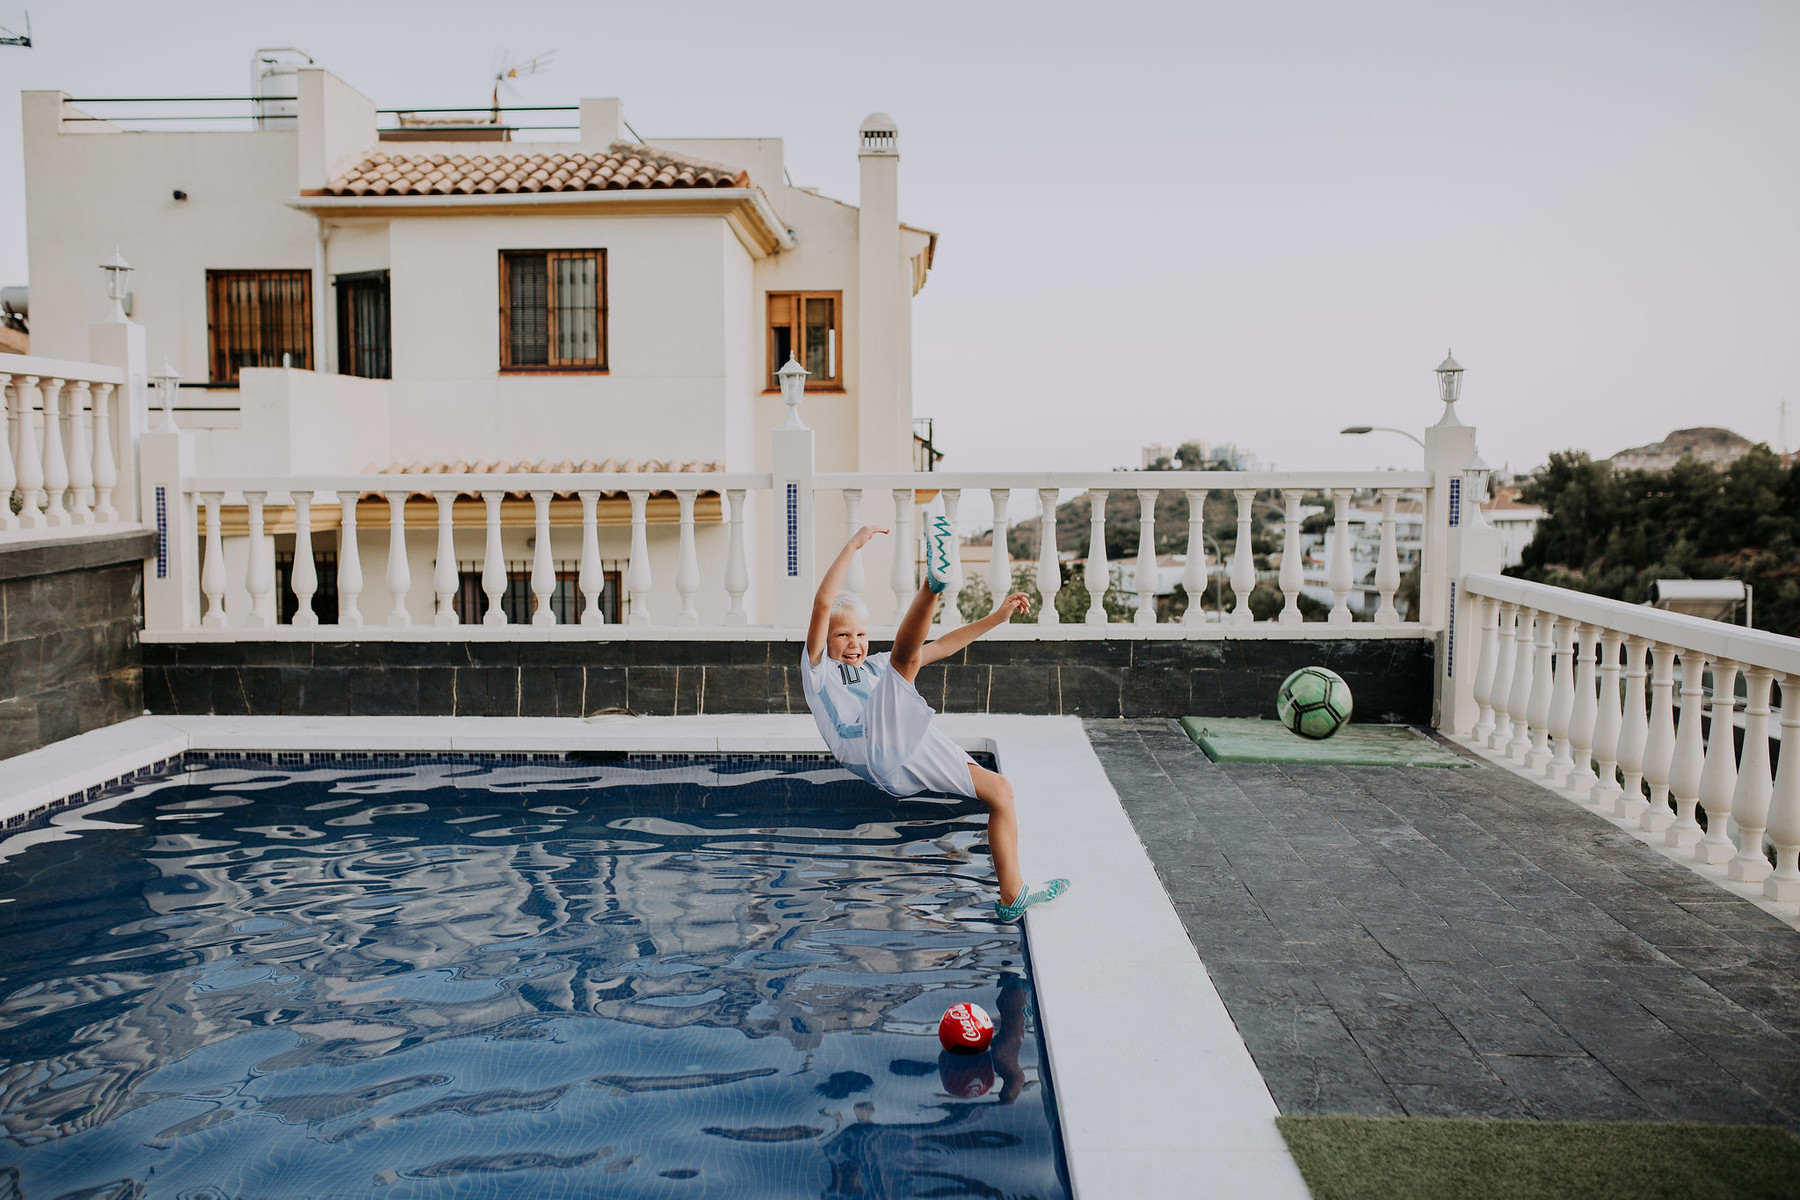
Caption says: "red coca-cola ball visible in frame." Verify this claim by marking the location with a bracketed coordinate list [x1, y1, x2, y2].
[937, 1002, 995, 1054]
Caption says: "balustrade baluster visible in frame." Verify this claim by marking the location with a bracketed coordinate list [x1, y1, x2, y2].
[674, 489, 701, 626]
[891, 488, 915, 623]
[723, 488, 749, 626]
[91, 383, 117, 523]
[1277, 490, 1303, 625]
[39, 379, 68, 526]
[1327, 488, 1353, 624]
[1566, 623, 1598, 799]
[1640, 643, 1677, 829]
[1374, 489, 1401, 624]
[200, 491, 226, 628]
[337, 490, 364, 628]
[1471, 597, 1499, 744]
[290, 491, 318, 627]
[433, 491, 460, 627]
[14, 375, 44, 528]
[1665, 651, 1709, 847]
[0, 375, 15, 531]
[1547, 618, 1575, 781]
[1506, 609, 1536, 761]
[1763, 674, 1800, 904]
[65, 381, 93, 524]
[1134, 488, 1158, 625]
[841, 488, 865, 598]
[1727, 667, 1775, 885]
[244, 490, 275, 628]
[940, 488, 964, 624]
[1526, 614, 1557, 771]
[626, 490, 652, 626]
[1592, 630, 1626, 809]
[1695, 659, 1740, 864]
[578, 490, 605, 627]
[1615, 637, 1651, 816]
[481, 491, 506, 626]
[1037, 487, 1061, 626]
[1230, 488, 1256, 626]
[382, 491, 412, 627]
[1487, 601, 1517, 751]
[1084, 488, 1110, 625]
[1181, 489, 1208, 627]
[530, 490, 555, 626]
[988, 488, 1012, 612]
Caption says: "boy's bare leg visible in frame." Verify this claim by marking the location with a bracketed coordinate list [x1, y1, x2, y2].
[888, 581, 939, 682]
[968, 762, 1025, 905]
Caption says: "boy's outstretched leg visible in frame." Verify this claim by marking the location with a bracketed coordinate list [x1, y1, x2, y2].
[889, 581, 939, 682]
[968, 763, 1025, 907]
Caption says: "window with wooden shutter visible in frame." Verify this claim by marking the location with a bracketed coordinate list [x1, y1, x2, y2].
[206, 269, 314, 383]
[766, 291, 842, 389]
[499, 249, 607, 371]
[335, 270, 391, 380]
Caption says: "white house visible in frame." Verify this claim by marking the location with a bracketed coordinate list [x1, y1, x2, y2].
[20, 65, 937, 626]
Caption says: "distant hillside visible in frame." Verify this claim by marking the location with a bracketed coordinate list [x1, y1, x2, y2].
[1609, 427, 1754, 473]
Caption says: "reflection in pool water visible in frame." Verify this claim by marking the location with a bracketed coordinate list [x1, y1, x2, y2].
[0, 754, 1070, 1198]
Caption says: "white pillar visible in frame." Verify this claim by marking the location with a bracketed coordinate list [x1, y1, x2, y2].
[1665, 650, 1708, 848]
[1728, 667, 1775, 885]
[890, 487, 915, 624]
[481, 490, 507, 625]
[1085, 488, 1110, 625]
[1037, 488, 1061, 626]
[675, 489, 701, 627]
[1276, 489, 1303, 625]
[841, 488, 865, 598]
[1525, 614, 1556, 772]
[724, 487, 749, 627]
[65, 380, 94, 524]
[1616, 637, 1652, 820]
[1506, 610, 1536, 762]
[988, 488, 1012, 611]
[0, 375, 15, 532]
[138, 430, 198, 632]
[771, 405, 816, 630]
[91, 383, 118, 523]
[336, 490, 364, 628]
[384, 491, 412, 627]
[1566, 623, 1599, 800]
[1373, 489, 1401, 624]
[290, 490, 318, 628]
[13, 375, 44, 528]
[39, 378, 69, 527]
[1640, 644, 1679, 832]
[1471, 597, 1499, 744]
[1487, 602, 1517, 751]
[1181, 489, 1209, 626]
[1327, 488, 1353, 624]
[1546, 617, 1576, 781]
[1763, 674, 1800, 904]
[530, 489, 555, 626]
[1134, 488, 1158, 625]
[578, 490, 606, 627]
[244, 490, 275, 628]
[200, 491, 227, 629]
[1589, 630, 1624, 809]
[1231, 488, 1256, 626]
[433, 491, 460, 627]
[626, 489, 652, 626]
[1695, 659, 1740, 865]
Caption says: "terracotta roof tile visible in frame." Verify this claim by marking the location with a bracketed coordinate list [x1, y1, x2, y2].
[356, 458, 725, 499]
[321, 143, 748, 197]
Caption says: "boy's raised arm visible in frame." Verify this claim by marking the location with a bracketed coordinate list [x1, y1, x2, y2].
[807, 525, 888, 664]
[918, 593, 1032, 666]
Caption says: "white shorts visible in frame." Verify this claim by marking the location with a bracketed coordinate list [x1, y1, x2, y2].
[863, 667, 979, 801]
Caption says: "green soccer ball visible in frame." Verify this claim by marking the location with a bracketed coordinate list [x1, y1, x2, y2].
[1276, 667, 1353, 740]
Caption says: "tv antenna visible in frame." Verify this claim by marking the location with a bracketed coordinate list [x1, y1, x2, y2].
[491, 49, 553, 124]
[0, 11, 31, 47]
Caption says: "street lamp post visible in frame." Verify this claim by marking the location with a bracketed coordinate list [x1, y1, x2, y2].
[1340, 425, 1426, 450]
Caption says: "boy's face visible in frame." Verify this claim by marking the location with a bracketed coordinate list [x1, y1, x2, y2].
[826, 611, 870, 665]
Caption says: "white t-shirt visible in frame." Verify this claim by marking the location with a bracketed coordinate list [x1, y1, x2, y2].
[798, 648, 978, 800]
[799, 650, 892, 786]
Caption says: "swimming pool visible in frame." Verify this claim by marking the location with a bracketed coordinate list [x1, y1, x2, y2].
[0, 752, 1071, 1198]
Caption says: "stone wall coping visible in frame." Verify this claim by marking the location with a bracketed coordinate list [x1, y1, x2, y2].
[143, 624, 1439, 644]
[0, 528, 157, 583]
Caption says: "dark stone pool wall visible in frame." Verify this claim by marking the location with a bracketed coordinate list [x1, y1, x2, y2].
[141, 635, 1434, 723]
[1, 530, 155, 760]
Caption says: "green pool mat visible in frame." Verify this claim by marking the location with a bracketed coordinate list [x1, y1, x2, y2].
[1179, 717, 1473, 768]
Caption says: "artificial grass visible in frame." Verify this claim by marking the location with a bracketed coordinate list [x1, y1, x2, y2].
[1275, 1116, 1800, 1200]
[1179, 717, 1473, 768]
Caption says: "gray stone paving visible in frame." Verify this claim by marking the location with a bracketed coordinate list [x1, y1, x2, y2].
[1086, 718, 1800, 1127]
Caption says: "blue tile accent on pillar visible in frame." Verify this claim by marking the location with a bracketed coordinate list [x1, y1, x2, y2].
[1448, 477, 1462, 528]
[785, 483, 799, 577]
[1447, 580, 1457, 677]
[155, 485, 168, 578]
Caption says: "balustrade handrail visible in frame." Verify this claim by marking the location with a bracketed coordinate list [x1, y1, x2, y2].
[816, 470, 1433, 491]
[184, 472, 774, 498]
[0, 352, 127, 386]
[1465, 573, 1800, 677]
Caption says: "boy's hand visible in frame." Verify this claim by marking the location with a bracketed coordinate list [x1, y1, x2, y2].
[998, 592, 1032, 618]
[850, 524, 889, 550]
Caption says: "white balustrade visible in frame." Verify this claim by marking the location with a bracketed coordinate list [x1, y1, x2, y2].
[65, 381, 93, 524]
[1471, 597, 1499, 744]
[1134, 488, 1157, 626]
[1506, 609, 1536, 762]
[1277, 490, 1303, 625]
[337, 490, 364, 628]
[92, 383, 118, 523]
[1641, 643, 1678, 832]
[0, 375, 16, 532]
[1486, 601, 1517, 751]
[841, 488, 865, 598]
[1327, 488, 1353, 624]
[1374, 489, 1401, 624]
[578, 489, 606, 627]
[433, 491, 459, 627]
[723, 488, 749, 626]
[1181, 489, 1208, 627]
[1547, 617, 1576, 781]
[674, 489, 701, 627]
[626, 490, 652, 626]
[1694, 659, 1739, 865]
[39, 378, 68, 527]
[1085, 488, 1109, 625]
[13, 375, 44, 529]
[1727, 668, 1774, 884]
[940, 488, 964, 624]
[530, 490, 555, 626]
[1231, 488, 1256, 626]
[1037, 487, 1061, 626]
[244, 490, 274, 629]
[1665, 651, 1708, 848]
[1526, 613, 1556, 772]
[481, 491, 506, 626]
[385, 491, 413, 628]
[1590, 630, 1626, 808]
[1616, 637, 1651, 819]
[1766, 676, 1800, 904]
[988, 488, 1012, 613]
[1566, 622, 1598, 799]
[290, 492, 318, 628]
[890, 487, 915, 623]
[200, 491, 226, 628]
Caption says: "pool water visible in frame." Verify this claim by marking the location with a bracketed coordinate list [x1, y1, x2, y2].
[0, 754, 1070, 1199]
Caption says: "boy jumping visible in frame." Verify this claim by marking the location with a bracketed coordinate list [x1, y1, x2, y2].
[803, 521, 1069, 923]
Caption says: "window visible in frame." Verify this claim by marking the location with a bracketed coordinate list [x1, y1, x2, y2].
[336, 271, 391, 380]
[206, 270, 313, 383]
[499, 250, 606, 371]
[767, 291, 841, 389]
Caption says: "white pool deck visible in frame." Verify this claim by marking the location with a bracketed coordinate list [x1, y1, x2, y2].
[0, 713, 1311, 1199]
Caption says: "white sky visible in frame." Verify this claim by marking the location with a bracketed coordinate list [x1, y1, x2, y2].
[1, 0, 1795, 476]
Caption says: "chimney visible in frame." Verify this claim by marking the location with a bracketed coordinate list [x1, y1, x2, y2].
[857, 113, 902, 471]
[296, 69, 378, 192]
[581, 98, 623, 147]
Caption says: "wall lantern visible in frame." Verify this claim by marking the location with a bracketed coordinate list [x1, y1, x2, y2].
[151, 359, 181, 432]
[100, 248, 133, 323]
[777, 355, 809, 430]
[1434, 350, 1464, 426]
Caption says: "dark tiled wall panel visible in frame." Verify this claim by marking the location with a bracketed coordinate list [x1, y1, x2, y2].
[1, 532, 156, 760]
[142, 636, 1433, 723]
